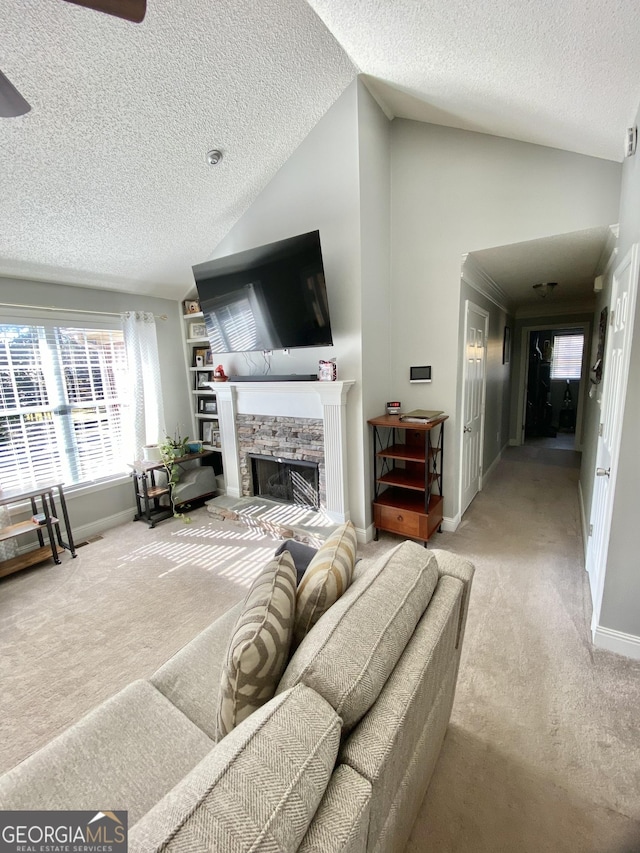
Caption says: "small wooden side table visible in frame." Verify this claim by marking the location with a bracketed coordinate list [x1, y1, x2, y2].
[0, 482, 77, 579]
[130, 451, 216, 528]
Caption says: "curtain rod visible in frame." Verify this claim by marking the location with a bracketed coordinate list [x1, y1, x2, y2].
[0, 302, 168, 321]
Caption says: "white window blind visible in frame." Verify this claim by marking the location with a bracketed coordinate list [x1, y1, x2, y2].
[550, 333, 584, 380]
[0, 323, 130, 491]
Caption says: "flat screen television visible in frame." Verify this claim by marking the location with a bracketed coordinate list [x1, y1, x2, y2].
[192, 230, 333, 353]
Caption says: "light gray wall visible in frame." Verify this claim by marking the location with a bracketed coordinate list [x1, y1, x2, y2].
[357, 82, 391, 531]
[0, 276, 188, 534]
[203, 80, 370, 532]
[390, 120, 622, 519]
[598, 102, 640, 637]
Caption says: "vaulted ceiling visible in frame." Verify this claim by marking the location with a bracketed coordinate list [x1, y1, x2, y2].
[2, 0, 639, 300]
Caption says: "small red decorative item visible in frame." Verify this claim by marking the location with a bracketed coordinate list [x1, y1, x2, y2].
[213, 364, 228, 382]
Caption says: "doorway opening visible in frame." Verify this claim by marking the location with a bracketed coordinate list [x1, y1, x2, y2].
[518, 323, 589, 452]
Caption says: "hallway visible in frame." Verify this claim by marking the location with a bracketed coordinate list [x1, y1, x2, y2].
[394, 446, 640, 851]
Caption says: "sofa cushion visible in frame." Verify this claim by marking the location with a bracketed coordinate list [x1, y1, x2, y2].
[129, 683, 342, 853]
[278, 540, 439, 732]
[298, 764, 372, 853]
[150, 600, 243, 740]
[217, 551, 297, 739]
[294, 521, 357, 646]
[339, 574, 465, 853]
[0, 680, 214, 825]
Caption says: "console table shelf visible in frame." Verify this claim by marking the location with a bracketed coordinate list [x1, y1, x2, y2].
[130, 450, 218, 528]
[369, 414, 447, 546]
[0, 482, 77, 578]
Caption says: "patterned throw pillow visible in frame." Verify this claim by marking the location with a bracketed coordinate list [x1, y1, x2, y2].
[216, 551, 297, 740]
[294, 521, 357, 646]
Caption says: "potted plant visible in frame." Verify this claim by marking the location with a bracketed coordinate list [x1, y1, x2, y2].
[158, 431, 192, 523]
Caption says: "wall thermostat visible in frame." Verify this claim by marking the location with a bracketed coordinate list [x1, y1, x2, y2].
[410, 365, 432, 383]
[386, 401, 401, 415]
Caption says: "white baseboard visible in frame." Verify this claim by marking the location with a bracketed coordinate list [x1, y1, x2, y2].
[355, 523, 375, 544]
[593, 625, 640, 660]
[577, 480, 589, 562]
[74, 508, 136, 541]
[441, 515, 459, 533]
[481, 446, 506, 486]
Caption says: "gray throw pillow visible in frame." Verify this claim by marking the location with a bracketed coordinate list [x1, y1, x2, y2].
[274, 539, 318, 584]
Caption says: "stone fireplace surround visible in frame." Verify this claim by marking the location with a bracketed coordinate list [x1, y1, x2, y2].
[214, 381, 354, 523]
[241, 418, 325, 506]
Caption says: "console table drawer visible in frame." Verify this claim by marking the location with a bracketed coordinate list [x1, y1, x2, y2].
[374, 504, 423, 537]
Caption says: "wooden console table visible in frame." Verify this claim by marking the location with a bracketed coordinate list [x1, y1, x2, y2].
[369, 414, 447, 546]
[0, 482, 77, 579]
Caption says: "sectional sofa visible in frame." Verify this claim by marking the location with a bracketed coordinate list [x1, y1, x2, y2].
[0, 536, 474, 853]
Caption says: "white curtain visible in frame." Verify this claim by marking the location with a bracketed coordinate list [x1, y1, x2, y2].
[122, 311, 165, 460]
[0, 505, 17, 561]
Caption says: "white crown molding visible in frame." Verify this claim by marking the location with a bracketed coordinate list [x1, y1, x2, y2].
[461, 253, 511, 313]
[596, 224, 620, 277]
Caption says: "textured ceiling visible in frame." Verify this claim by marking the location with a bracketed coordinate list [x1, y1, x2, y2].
[1, 0, 638, 299]
[307, 0, 640, 162]
[0, 0, 356, 298]
[468, 226, 614, 309]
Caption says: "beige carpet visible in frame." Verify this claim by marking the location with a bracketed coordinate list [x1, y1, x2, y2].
[0, 514, 282, 772]
[1, 445, 639, 852]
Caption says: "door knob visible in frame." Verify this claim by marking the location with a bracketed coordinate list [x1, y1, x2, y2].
[463, 426, 472, 433]
[596, 467, 610, 477]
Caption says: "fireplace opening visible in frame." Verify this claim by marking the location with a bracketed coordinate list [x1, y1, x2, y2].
[250, 454, 319, 510]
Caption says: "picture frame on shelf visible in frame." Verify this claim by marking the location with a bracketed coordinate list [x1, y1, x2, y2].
[198, 397, 218, 414]
[196, 372, 213, 391]
[197, 371, 215, 388]
[189, 321, 207, 339]
[205, 348, 214, 365]
[200, 420, 217, 445]
[184, 299, 200, 315]
[192, 346, 208, 367]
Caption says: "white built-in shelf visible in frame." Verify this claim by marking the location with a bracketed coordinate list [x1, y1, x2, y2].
[183, 311, 204, 319]
[186, 337, 210, 344]
[195, 413, 219, 420]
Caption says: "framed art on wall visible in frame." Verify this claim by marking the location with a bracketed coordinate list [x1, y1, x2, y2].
[503, 326, 511, 365]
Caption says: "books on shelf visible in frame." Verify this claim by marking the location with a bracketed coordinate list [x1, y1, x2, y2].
[399, 409, 444, 423]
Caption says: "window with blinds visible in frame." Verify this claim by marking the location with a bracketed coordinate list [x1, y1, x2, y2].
[0, 323, 130, 491]
[550, 332, 584, 380]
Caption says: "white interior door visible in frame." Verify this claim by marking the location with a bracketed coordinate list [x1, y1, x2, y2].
[586, 244, 639, 635]
[461, 302, 488, 514]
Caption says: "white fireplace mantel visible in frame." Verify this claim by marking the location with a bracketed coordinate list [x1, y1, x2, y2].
[215, 380, 355, 522]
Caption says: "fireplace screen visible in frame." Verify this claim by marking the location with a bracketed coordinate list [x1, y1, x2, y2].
[250, 454, 319, 509]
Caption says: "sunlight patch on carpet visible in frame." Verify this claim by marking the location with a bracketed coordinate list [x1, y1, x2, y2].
[173, 525, 268, 542]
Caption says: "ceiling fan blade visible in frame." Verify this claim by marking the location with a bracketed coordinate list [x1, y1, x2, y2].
[62, 0, 146, 23]
[0, 69, 31, 118]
